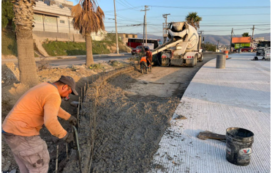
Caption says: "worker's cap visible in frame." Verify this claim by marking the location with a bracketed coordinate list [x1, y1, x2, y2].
[59, 75, 78, 96]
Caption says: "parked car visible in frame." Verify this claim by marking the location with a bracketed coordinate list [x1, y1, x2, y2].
[131, 46, 149, 55]
[234, 47, 254, 52]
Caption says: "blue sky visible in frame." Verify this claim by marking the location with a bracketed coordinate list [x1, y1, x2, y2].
[69, 0, 271, 37]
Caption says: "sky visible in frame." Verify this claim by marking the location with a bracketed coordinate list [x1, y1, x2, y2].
[69, 0, 271, 37]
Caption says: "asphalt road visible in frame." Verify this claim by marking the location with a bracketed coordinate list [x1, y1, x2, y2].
[128, 53, 218, 98]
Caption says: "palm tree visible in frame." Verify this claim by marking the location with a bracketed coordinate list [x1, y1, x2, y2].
[13, 0, 39, 86]
[186, 12, 202, 30]
[242, 33, 249, 37]
[71, 0, 105, 67]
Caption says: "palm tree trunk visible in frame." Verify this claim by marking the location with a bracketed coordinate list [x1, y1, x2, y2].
[13, 0, 38, 86]
[16, 27, 39, 86]
[85, 33, 94, 66]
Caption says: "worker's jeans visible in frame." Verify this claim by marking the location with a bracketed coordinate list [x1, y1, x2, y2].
[3, 133, 50, 173]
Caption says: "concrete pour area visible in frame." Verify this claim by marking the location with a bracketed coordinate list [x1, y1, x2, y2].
[62, 67, 180, 172]
[150, 53, 270, 173]
[60, 54, 217, 172]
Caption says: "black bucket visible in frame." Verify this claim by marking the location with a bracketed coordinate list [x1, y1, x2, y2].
[226, 127, 254, 166]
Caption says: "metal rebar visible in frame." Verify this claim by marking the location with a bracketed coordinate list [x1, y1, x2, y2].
[81, 87, 83, 103]
[55, 145, 59, 173]
[72, 125, 82, 173]
[66, 143, 69, 160]
[77, 97, 80, 129]
[84, 84, 86, 97]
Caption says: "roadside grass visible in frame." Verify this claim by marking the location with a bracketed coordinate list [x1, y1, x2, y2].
[2, 30, 17, 56]
[42, 40, 114, 56]
[109, 60, 127, 69]
[89, 63, 105, 71]
[2, 30, 42, 58]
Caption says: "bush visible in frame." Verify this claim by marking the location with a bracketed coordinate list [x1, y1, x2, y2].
[201, 42, 216, 52]
[2, 30, 17, 56]
[2, 0, 14, 29]
[89, 63, 105, 71]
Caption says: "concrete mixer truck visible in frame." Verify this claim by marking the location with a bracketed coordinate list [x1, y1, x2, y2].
[151, 21, 203, 67]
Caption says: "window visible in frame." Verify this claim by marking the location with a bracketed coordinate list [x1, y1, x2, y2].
[126, 34, 128, 38]
[60, 20, 65, 24]
[33, 14, 43, 22]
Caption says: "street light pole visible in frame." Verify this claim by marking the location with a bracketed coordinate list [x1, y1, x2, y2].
[113, 0, 119, 54]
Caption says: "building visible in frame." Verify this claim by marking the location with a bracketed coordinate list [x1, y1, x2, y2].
[231, 37, 252, 49]
[33, 0, 107, 42]
[254, 37, 265, 42]
[118, 33, 138, 44]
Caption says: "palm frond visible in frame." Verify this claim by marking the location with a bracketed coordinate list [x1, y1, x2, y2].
[72, 0, 105, 35]
[97, 6, 105, 18]
[71, 4, 82, 17]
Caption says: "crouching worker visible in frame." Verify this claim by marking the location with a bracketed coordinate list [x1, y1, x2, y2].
[140, 56, 148, 69]
[2, 75, 78, 173]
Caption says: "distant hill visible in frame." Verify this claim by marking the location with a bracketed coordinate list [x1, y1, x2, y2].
[136, 33, 270, 45]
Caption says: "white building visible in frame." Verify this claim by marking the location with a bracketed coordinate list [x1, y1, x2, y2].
[33, 0, 107, 42]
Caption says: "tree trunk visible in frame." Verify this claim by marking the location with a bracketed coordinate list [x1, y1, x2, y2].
[13, 0, 38, 86]
[85, 34, 94, 66]
[16, 27, 39, 86]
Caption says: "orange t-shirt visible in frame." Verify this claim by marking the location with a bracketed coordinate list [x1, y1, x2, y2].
[2, 83, 71, 139]
[140, 56, 147, 63]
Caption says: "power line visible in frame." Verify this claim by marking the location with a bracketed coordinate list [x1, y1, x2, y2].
[119, 0, 134, 8]
[147, 5, 270, 9]
[104, 6, 142, 13]
[116, 0, 130, 8]
[147, 13, 270, 19]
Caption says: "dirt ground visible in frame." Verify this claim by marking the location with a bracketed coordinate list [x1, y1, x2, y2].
[62, 70, 180, 173]
[1, 61, 129, 172]
[90, 72, 180, 172]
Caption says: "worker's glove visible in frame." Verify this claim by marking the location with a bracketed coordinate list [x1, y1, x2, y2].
[62, 132, 74, 143]
[68, 116, 77, 126]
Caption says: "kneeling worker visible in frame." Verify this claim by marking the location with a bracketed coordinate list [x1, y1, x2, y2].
[2, 75, 78, 173]
[140, 55, 148, 68]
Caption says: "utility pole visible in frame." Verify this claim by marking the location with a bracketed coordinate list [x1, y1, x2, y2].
[252, 25, 255, 40]
[230, 28, 233, 52]
[142, 15, 145, 44]
[162, 14, 170, 43]
[141, 5, 149, 45]
[113, 0, 119, 54]
[217, 40, 220, 51]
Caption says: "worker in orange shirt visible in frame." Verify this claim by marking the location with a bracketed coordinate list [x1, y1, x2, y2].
[2, 76, 78, 173]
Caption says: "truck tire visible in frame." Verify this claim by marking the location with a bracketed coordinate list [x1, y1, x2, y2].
[161, 58, 170, 66]
[198, 53, 203, 62]
[193, 54, 198, 66]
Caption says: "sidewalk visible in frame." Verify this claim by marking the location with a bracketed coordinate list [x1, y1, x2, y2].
[150, 53, 270, 173]
[2, 53, 130, 62]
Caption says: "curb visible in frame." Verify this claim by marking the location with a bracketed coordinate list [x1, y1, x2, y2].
[2, 53, 129, 63]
